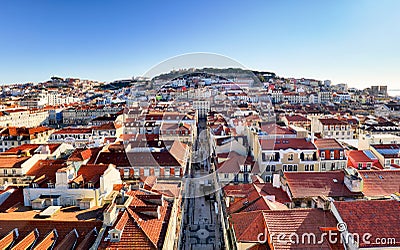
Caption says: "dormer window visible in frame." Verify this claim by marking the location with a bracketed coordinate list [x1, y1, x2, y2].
[87, 182, 93, 188]
[288, 154, 294, 161]
[109, 230, 121, 242]
[112, 233, 119, 239]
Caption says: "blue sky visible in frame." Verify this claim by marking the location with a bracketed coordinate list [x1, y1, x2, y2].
[0, 0, 399, 89]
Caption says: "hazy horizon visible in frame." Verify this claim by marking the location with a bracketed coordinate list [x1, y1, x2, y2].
[1, 1, 399, 89]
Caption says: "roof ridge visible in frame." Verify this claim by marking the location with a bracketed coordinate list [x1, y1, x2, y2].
[125, 207, 158, 248]
[236, 211, 265, 241]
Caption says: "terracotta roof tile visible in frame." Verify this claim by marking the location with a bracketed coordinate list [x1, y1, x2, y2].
[0, 156, 30, 169]
[75, 227, 98, 250]
[26, 160, 67, 188]
[263, 209, 340, 249]
[230, 210, 266, 242]
[260, 138, 316, 150]
[314, 138, 344, 149]
[359, 170, 400, 197]
[53, 229, 78, 250]
[284, 171, 362, 199]
[11, 228, 39, 250]
[0, 187, 24, 212]
[335, 200, 400, 248]
[76, 164, 111, 188]
[33, 229, 58, 250]
[101, 189, 172, 250]
[0, 220, 102, 250]
[0, 229, 18, 249]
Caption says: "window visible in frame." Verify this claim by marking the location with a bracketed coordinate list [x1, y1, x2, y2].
[288, 154, 294, 161]
[262, 153, 266, 161]
[266, 165, 271, 172]
[310, 165, 315, 171]
[305, 165, 309, 171]
[366, 163, 372, 169]
[330, 151, 335, 159]
[358, 163, 363, 169]
[293, 165, 298, 171]
[12, 169, 16, 175]
[321, 152, 325, 160]
[3, 169, 7, 175]
[340, 151, 344, 159]
[271, 165, 276, 172]
[87, 182, 93, 188]
[47, 182, 55, 188]
[321, 163, 326, 170]
[112, 233, 119, 239]
[288, 165, 293, 171]
[283, 165, 287, 171]
[224, 174, 229, 179]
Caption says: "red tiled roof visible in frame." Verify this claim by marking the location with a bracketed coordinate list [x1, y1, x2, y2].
[224, 183, 290, 214]
[11, 229, 39, 250]
[53, 127, 92, 134]
[75, 227, 98, 250]
[359, 170, 400, 197]
[94, 152, 131, 166]
[93, 122, 116, 130]
[284, 115, 310, 122]
[314, 138, 344, 149]
[33, 229, 57, 250]
[261, 123, 296, 135]
[53, 229, 78, 250]
[68, 147, 99, 161]
[125, 151, 183, 167]
[260, 138, 316, 150]
[0, 221, 102, 250]
[150, 183, 180, 198]
[347, 150, 372, 163]
[1, 144, 40, 155]
[168, 140, 188, 166]
[319, 118, 348, 125]
[335, 200, 400, 248]
[0, 187, 24, 212]
[101, 189, 172, 249]
[217, 151, 255, 174]
[0, 156, 30, 169]
[0, 126, 52, 137]
[0, 229, 18, 249]
[26, 160, 67, 187]
[142, 176, 157, 189]
[263, 209, 341, 249]
[230, 210, 265, 242]
[254, 183, 292, 204]
[284, 171, 362, 199]
[75, 164, 111, 188]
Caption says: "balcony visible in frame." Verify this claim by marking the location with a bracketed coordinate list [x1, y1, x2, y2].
[300, 152, 318, 162]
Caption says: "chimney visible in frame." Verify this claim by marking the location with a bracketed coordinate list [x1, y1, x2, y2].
[272, 173, 281, 188]
[343, 168, 363, 193]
